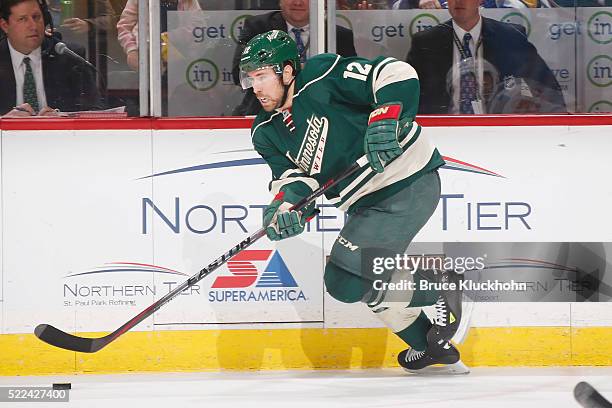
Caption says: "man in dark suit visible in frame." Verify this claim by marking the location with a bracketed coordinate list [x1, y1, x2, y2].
[231, 0, 357, 115]
[0, 0, 102, 116]
[406, 0, 566, 114]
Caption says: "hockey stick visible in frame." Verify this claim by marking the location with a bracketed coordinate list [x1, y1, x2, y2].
[575, 382, 612, 408]
[34, 157, 369, 353]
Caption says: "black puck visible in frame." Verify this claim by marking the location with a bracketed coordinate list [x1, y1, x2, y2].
[52, 383, 71, 390]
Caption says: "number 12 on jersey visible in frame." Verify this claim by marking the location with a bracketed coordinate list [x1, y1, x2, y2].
[343, 62, 372, 81]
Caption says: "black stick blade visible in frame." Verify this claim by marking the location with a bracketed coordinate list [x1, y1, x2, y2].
[34, 324, 109, 353]
[575, 381, 612, 408]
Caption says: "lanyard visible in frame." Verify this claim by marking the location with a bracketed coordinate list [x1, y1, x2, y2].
[451, 30, 484, 112]
[452, 30, 482, 61]
[300, 38, 310, 60]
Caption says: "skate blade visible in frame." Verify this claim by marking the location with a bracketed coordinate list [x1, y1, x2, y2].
[452, 295, 474, 344]
[403, 360, 471, 376]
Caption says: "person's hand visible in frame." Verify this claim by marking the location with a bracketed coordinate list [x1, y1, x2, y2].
[37, 106, 61, 116]
[356, 1, 375, 9]
[3, 103, 35, 117]
[127, 50, 139, 71]
[337, 0, 377, 9]
[61, 18, 90, 34]
[419, 0, 442, 8]
[262, 190, 317, 241]
[263, 193, 304, 241]
[364, 102, 403, 173]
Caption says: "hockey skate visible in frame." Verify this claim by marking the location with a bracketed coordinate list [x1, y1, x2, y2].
[398, 268, 469, 375]
[427, 268, 464, 342]
[398, 330, 470, 375]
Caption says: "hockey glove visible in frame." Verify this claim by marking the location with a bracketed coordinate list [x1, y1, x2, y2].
[262, 190, 317, 241]
[364, 102, 404, 173]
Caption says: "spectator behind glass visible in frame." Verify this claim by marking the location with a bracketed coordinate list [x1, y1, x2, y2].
[0, 0, 102, 116]
[46, 0, 117, 46]
[391, 0, 551, 8]
[116, 0, 200, 71]
[337, 0, 390, 8]
[236, 0, 279, 8]
[405, 0, 566, 114]
[231, 0, 357, 116]
[46, 0, 119, 106]
[547, 0, 611, 5]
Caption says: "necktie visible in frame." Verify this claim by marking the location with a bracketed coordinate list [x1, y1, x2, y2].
[23, 57, 40, 113]
[459, 33, 477, 114]
[291, 28, 306, 64]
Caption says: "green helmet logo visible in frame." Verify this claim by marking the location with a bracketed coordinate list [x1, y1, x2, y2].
[239, 30, 301, 75]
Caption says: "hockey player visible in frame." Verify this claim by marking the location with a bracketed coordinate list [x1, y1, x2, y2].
[239, 30, 468, 374]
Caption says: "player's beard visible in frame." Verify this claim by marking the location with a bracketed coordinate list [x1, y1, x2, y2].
[257, 96, 280, 112]
[255, 79, 284, 112]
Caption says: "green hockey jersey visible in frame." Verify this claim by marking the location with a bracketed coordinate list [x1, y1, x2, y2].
[251, 54, 445, 214]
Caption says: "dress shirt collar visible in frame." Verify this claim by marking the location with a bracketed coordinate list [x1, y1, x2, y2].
[8, 39, 43, 73]
[286, 22, 310, 35]
[452, 15, 483, 48]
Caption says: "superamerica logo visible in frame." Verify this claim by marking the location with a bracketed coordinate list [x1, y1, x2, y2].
[208, 250, 307, 303]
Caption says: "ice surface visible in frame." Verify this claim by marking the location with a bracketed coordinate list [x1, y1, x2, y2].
[1, 367, 611, 408]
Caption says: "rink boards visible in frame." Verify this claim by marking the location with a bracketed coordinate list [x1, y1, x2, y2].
[0, 115, 611, 374]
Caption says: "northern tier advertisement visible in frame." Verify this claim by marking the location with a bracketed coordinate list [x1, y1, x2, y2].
[0, 123, 611, 335]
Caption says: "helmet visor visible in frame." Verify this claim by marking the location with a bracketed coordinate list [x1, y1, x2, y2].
[239, 65, 282, 90]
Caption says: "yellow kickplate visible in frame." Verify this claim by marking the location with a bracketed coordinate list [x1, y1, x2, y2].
[1, 327, 611, 376]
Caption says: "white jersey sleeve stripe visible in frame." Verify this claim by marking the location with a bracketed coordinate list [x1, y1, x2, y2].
[328, 196, 341, 204]
[399, 121, 420, 148]
[373, 61, 419, 103]
[279, 168, 303, 179]
[336, 122, 419, 201]
[338, 125, 433, 212]
[371, 57, 396, 104]
[270, 176, 320, 196]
